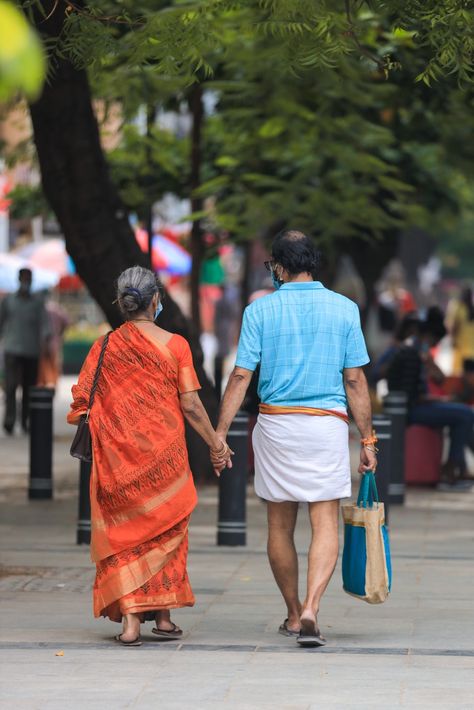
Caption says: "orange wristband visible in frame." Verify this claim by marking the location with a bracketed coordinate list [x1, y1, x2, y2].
[360, 429, 378, 447]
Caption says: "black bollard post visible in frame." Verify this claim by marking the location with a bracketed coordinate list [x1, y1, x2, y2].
[77, 460, 92, 545]
[214, 355, 224, 401]
[28, 387, 54, 500]
[383, 391, 408, 505]
[372, 414, 392, 526]
[217, 411, 248, 546]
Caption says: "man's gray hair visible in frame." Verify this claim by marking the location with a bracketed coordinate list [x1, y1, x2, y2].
[116, 266, 160, 317]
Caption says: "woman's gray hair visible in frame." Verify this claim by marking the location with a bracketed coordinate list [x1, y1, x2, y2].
[116, 266, 160, 318]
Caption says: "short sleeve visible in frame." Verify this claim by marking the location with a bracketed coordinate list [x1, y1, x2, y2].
[344, 304, 370, 369]
[235, 305, 262, 372]
[176, 337, 201, 394]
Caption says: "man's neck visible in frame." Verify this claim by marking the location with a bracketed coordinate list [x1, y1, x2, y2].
[285, 273, 314, 283]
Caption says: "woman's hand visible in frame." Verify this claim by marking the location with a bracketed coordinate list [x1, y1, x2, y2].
[210, 438, 233, 477]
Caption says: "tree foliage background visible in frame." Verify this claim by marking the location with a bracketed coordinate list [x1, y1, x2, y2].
[12, 0, 474, 287]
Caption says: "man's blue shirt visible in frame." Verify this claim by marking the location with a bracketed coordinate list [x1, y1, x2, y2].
[235, 281, 369, 410]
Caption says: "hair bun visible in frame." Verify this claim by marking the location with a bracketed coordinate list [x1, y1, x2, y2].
[120, 286, 143, 312]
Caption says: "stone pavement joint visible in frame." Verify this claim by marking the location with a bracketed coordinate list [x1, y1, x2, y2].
[1, 641, 474, 657]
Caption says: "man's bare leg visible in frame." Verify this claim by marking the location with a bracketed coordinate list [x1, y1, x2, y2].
[267, 501, 301, 632]
[300, 500, 340, 630]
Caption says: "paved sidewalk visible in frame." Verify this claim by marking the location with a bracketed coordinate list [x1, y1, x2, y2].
[1, 482, 474, 709]
[1, 380, 474, 708]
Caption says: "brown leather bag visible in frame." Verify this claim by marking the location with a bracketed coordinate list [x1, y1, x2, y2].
[70, 332, 111, 462]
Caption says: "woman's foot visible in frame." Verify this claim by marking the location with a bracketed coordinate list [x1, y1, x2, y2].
[118, 612, 141, 643]
[152, 610, 183, 640]
[154, 610, 179, 632]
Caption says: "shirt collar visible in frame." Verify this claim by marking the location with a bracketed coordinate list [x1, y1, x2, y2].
[280, 281, 324, 290]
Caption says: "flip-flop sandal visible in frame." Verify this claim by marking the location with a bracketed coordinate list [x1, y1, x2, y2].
[152, 623, 183, 640]
[278, 619, 300, 637]
[114, 634, 142, 647]
[296, 619, 326, 648]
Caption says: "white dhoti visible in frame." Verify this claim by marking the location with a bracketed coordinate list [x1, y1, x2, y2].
[252, 412, 351, 503]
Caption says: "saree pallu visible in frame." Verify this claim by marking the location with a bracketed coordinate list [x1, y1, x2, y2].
[68, 322, 199, 621]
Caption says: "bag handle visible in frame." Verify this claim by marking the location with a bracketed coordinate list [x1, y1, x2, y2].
[85, 332, 111, 422]
[357, 471, 380, 508]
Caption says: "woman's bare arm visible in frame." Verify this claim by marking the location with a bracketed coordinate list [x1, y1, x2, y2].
[180, 391, 221, 449]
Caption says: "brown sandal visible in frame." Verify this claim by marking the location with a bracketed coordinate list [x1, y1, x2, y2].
[152, 623, 183, 640]
[278, 619, 300, 637]
[296, 619, 326, 648]
[114, 634, 142, 647]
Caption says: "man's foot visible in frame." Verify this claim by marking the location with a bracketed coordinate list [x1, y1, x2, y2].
[3, 423, 14, 436]
[278, 619, 300, 637]
[297, 612, 326, 647]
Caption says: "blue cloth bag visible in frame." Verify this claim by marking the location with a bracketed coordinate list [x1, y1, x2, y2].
[341, 472, 392, 604]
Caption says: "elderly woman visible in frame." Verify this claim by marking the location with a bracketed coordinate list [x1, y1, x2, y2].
[68, 266, 230, 646]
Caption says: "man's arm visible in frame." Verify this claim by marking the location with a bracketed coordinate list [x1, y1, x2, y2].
[343, 366, 377, 474]
[217, 366, 254, 439]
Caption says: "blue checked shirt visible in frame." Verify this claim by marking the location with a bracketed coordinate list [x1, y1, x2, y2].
[235, 281, 369, 410]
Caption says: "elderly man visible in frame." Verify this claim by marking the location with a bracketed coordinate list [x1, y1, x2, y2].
[215, 230, 377, 647]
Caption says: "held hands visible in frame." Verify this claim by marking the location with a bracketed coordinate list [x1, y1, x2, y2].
[210, 437, 234, 477]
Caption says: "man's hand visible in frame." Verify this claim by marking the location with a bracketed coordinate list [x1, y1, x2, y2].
[359, 446, 377, 474]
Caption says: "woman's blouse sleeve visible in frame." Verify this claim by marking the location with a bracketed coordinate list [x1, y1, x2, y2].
[177, 337, 201, 394]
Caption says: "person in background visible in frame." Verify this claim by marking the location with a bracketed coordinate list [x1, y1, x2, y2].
[215, 230, 376, 648]
[38, 298, 70, 389]
[386, 310, 474, 489]
[0, 268, 50, 435]
[446, 287, 474, 376]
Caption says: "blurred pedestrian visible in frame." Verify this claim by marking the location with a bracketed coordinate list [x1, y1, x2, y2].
[214, 283, 240, 399]
[0, 268, 50, 435]
[37, 298, 70, 388]
[213, 230, 375, 648]
[386, 310, 474, 488]
[446, 287, 474, 376]
[68, 266, 231, 646]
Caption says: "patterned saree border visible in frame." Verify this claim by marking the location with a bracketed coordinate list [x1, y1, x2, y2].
[93, 527, 187, 615]
[92, 469, 191, 531]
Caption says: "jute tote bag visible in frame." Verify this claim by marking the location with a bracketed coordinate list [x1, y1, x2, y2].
[341, 471, 392, 604]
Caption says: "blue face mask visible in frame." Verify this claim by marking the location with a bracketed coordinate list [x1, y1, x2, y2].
[154, 302, 163, 320]
[271, 268, 283, 290]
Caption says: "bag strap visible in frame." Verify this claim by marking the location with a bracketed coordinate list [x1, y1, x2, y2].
[85, 332, 111, 421]
[357, 471, 380, 508]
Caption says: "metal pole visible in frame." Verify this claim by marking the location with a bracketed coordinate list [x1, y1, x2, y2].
[214, 355, 223, 401]
[28, 387, 54, 500]
[77, 460, 92, 545]
[217, 411, 248, 546]
[372, 414, 392, 526]
[383, 391, 408, 505]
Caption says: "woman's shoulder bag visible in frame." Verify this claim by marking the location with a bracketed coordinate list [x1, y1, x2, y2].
[70, 332, 111, 463]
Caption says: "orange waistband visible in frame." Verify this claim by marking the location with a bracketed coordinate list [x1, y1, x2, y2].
[259, 403, 349, 423]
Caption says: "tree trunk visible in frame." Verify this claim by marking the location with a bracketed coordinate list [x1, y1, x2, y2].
[29, 1, 217, 479]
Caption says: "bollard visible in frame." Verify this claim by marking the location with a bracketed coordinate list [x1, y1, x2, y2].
[217, 411, 248, 546]
[28, 387, 54, 500]
[383, 391, 408, 505]
[372, 414, 392, 526]
[77, 460, 92, 545]
[214, 355, 224, 401]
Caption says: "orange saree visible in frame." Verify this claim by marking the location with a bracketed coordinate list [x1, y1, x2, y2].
[67, 322, 199, 622]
